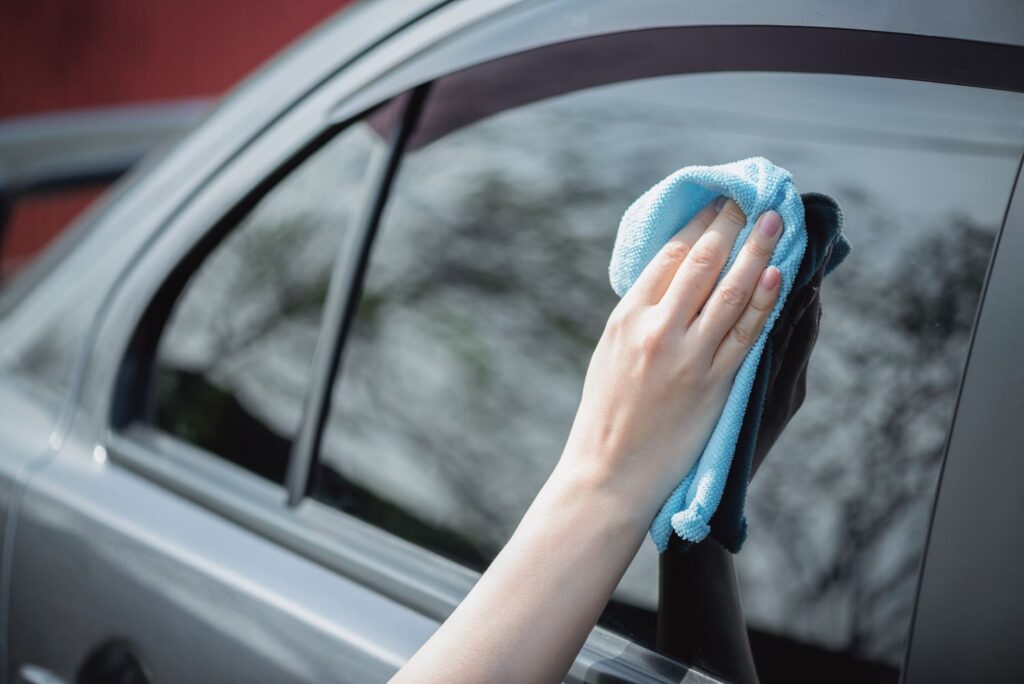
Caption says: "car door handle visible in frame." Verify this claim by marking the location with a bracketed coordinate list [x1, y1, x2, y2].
[16, 664, 68, 684]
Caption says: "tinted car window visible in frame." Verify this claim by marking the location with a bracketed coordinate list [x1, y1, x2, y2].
[314, 71, 1024, 662]
[149, 121, 382, 484]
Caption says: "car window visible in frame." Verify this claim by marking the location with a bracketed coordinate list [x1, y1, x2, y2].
[147, 120, 384, 484]
[313, 70, 1024, 664]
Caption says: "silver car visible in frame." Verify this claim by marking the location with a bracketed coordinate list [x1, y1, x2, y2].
[1, 1, 1023, 682]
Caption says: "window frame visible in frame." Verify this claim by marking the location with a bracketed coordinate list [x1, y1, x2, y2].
[92, 2, 1024, 681]
[111, 121, 364, 477]
[112, 96, 417, 491]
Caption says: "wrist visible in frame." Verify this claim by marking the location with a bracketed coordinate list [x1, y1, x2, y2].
[546, 453, 657, 536]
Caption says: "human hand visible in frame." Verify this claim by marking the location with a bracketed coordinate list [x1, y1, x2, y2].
[393, 198, 785, 684]
[560, 198, 783, 527]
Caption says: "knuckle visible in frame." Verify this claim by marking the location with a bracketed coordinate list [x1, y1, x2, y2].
[661, 239, 689, 263]
[688, 244, 719, 269]
[721, 201, 747, 226]
[709, 361, 736, 386]
[694, 206, 717, 229]
[674, 354, 711, 386]
[730, 324, 755, 347]
[638, 323, 669, 356]
[673, 362, 697, 384]
[605, 305, 632, 335]
[744, 239, 773, 259]
[717, 284, 747, 308]
[750, 294, 775, 315]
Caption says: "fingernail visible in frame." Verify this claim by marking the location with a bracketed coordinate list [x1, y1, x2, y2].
[712, 196, 726, 211]
[757, 211, 781, 238]
[760, 266, 780, 290]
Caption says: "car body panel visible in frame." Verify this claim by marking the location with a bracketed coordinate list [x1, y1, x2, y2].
[1, 0, 1023, 682]
[8, 428, 436, 683]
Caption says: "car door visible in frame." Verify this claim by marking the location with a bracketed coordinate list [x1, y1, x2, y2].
[0, 324, 67, 684]
[6, 2, 1024, 684]
[296, 6, 1024, 684]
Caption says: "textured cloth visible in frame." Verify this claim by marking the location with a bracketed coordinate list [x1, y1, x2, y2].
[673, 192, 849, 554]
[609, 157, 849, 552]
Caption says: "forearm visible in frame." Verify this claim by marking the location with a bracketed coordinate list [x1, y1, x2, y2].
[390, 458, 651, 684]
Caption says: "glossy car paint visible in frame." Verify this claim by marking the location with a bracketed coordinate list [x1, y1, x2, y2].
[0, 0, 1021, 682]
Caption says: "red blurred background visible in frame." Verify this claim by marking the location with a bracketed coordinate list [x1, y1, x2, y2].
[0, 0, 352, 276]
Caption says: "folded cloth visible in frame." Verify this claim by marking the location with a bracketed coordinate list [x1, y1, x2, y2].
[609, 157, 849, 552]
[673, 192, 849, 554]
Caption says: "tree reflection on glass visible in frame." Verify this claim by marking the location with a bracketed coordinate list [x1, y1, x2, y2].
[318, 72, 1022, 666]
[153, 123, 379, 483]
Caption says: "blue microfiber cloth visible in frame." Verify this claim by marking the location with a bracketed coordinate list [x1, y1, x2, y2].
[609, 157, 846, 552]
[701, 191, 848, 553]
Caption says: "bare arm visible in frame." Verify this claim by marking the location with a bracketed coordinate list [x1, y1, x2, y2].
[391, 199, 783, 684]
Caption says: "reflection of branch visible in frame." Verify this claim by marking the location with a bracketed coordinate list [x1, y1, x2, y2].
[333, 340, 510, 556]
[168, 214, 333, 379]
[743, 212, 993, 660]
[199, 276, 326, 377]
[326, 160, 619, 556]
[320, 138, 996, 665]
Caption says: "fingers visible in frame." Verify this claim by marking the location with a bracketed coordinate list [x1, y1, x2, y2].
[713, 266, 781, 372]
[661, 199, 748, 321]
[694, 210, 784, 344]
[624, 197, 724, 306]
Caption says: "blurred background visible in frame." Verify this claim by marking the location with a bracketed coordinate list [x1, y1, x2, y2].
[0, 0, 352, 279]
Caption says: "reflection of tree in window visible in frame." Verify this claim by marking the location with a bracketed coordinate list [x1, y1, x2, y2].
[152, 124, 378, 483]
[744, 208, 994, 662]
[319, 147, 620, 559]
[314, 71, 1023, 668]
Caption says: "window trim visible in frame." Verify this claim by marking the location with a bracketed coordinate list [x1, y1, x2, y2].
[109, 117, 368, 430]
[331, 24, 1024, 130]
[284, 86, 429, 505]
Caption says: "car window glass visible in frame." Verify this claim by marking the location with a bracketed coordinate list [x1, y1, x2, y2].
[315, 70, 1024, 665]
[149, 120, 383, 484]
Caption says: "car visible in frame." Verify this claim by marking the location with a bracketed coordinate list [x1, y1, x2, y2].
[1, 1, 1022, 682]
[0, 99, 211, 278]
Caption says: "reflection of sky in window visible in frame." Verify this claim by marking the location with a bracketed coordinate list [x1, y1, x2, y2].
[318, 72, 1023, 664]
